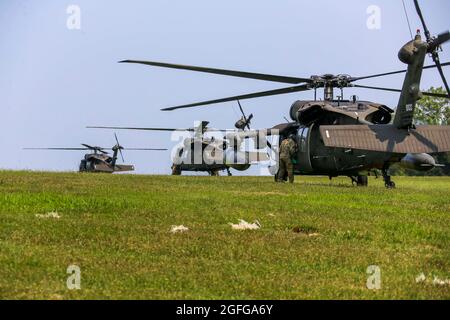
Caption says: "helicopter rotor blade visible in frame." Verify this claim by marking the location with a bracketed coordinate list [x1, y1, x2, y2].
[413, 0, 450, 96]
[94, 148, 109, 154]
[81, 144, 109, 154]
[23, 148, 89, 151]
[350, 62, 450, 82]
[114, 133, 125, 162]
[119, 60, 312, 84]
[246, 114, 254, 130]
[88, 125, 231, 133]
[24, 146, 111, 154]
[352, 84, 450, 98]
[81, 143, 96, 149]
[428, 32, 450, 96]
[237, 100, 251, 130]
[87, 126, 195, 132]
[161, 84, 311, 111]
[433, 57, 450, 97]
[413, 0, 431, 40]
[122, 148, 168, 151]
[237, 100, 247, 122]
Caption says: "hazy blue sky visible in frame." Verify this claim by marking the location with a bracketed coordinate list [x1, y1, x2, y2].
[1, 0, 449, 174]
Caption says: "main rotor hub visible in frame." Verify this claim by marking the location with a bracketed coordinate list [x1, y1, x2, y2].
[308, 74, 353, 100]
[309, 74, 352, 88]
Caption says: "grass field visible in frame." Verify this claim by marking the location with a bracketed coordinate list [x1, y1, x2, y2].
[0, 171, 449, 299]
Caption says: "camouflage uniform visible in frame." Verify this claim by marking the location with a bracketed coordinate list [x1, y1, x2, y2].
[277, 137, 297, 183]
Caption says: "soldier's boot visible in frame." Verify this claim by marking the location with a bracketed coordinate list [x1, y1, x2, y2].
[277, 162, 286, 183]
[287, 161, 294, 183]
[288, 174, 294, 183]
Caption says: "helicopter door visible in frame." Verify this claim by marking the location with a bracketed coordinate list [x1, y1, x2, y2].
[295, 126, 313, 173]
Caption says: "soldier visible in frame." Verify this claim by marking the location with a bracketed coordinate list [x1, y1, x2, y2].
[276, 134, 298, 183]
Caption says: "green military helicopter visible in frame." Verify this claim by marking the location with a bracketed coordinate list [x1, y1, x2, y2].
[88, 103, 269, 176]
[24, 134, 167, 173]
[111, 1, 450, 186]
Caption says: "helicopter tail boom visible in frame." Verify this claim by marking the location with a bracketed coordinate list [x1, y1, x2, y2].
[320, 125, 450, 154]
[112, 164, 135, 172]
[393, 33, 428, 129]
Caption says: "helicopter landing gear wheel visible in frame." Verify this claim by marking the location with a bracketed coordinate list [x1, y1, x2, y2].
[382, 168, 395, 189]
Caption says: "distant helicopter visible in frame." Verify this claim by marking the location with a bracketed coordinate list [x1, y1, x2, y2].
[115, 0, 450, 187]
[24, 134, 166, 173]
[88, 101, 269, 176]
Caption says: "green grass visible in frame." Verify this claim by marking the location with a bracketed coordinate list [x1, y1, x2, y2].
[0, 171, 449, 299]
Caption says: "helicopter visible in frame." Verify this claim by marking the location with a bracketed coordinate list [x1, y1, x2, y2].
[88, 102, 269, 176]
[24, 134, 167, 173]
[113, 0, 450, 187]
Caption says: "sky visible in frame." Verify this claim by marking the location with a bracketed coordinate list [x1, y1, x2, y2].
[0, 0, 449, 175]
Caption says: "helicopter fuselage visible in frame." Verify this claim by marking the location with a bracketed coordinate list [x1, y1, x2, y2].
[273, 99, 435, 178]
[171, 138, 250, 175]
[79, 153, 134, 173]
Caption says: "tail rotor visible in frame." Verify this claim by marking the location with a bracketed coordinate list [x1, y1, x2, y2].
[235, 100, 253, 130]
[113, 133, 125, 162]
[414, 0, 450, 96]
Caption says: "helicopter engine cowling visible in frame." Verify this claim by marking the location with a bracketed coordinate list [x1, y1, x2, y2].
[290, 101, 325, 125]
[365, 105, 392, 124]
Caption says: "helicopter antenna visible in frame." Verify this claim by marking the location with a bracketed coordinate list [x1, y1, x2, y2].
[401, 0, 413, 40]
